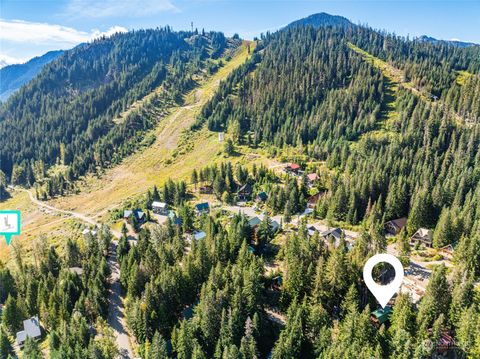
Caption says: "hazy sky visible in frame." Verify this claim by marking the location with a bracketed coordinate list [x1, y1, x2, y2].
[1, 0, 479, 65]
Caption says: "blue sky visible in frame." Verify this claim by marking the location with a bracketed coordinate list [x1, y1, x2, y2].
[1, 0, 479, 65]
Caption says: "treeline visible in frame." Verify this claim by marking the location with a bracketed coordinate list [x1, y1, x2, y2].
[273, 222, 480, 358]
[201, 26, 385, 147]
[0, 28, 234, 194]
[0, 226, 116, 358]
[118, 215, 275, 359]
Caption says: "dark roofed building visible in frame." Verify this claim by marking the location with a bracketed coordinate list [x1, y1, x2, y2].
[237, 183, 253, 201]
[256, 192, 268, 202]
[124, 209, 146, 223]
[195, 202, 210, 215]
[199, 185, 213, 194]
[370, 307, 392, 326]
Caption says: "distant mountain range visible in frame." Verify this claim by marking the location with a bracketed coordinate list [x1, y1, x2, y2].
[0, 50, 64, 102]
[416, 35, 478, 48]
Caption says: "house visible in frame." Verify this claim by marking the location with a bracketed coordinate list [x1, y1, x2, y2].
[320, 228, 344, 242]
[307, 193, 321, 209]
[237, 183, 253, 201]
[306, 173, 318, 186]
[370, 307, 392, 326]
[427, 328, 456, 354]
[168, 210, 182, 226]
[68, 267, 84, 275]
[16, 316, 41, 346]
[191, 231, 207, 241]
[82, 228, 97, 238]
[285, 163, 301, 174]
[248, 216, 262, 229]
[410, 228, 433, 248]
[307, 225, 318, 237]
[271, 275, 283, 291]
[124, 210, 146, 224]
[256, 192, 268, 202]
[199, 185, 213, 194]
[152, 201, 168, 215]
[271, 220, 280, 233]
[195, 202, 210, 215]
[385, 217, 407, 235]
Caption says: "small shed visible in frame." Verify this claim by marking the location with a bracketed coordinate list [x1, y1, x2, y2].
[192, 231, 207, 241]
[370, 306, 392, 326]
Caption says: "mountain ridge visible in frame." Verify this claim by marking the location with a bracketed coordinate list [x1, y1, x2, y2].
[0, 50, 64, 102]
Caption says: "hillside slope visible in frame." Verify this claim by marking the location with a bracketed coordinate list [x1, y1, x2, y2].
[199, 23, 480, 244]
[0, 29, 233, 187]
[0, 41, 258, 261]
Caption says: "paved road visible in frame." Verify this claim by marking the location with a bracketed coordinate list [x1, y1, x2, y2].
[16, 187, 133, 358]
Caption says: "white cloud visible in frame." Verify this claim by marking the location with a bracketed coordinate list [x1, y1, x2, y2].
[66, 0, 178, 18]
[0, 53, 27, 68]
[0, 19, 128, 46]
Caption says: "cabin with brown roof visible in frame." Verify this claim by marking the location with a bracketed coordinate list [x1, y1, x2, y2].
[199, 185, 213, 194]
[385, 217, 407, 235]
[307, 193, 321, 208]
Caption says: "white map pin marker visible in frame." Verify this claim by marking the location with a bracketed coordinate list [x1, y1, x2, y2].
[363, 253, 404, 308]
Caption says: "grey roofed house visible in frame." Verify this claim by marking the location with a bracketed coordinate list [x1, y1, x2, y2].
[410, 228, 433, 248]
[16, 316, 41, 346]
[307, 225, 318, 236]
[193, 231, 207, 241]
[320, 227, 343, 241]
[248, 216, 262, 228]
[271, 220, 280, 232]
[152, 201, 168, 215]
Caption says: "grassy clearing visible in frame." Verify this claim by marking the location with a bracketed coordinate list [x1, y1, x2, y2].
[0, 190, 85, 266]
[347, 43, 401, 145]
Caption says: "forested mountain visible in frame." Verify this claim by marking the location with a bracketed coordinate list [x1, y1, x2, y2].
[0, 50, 64, 102]
[286, 12, 353, 29]
[0, 28, 234, 191]
[200, 24, 480, 249]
